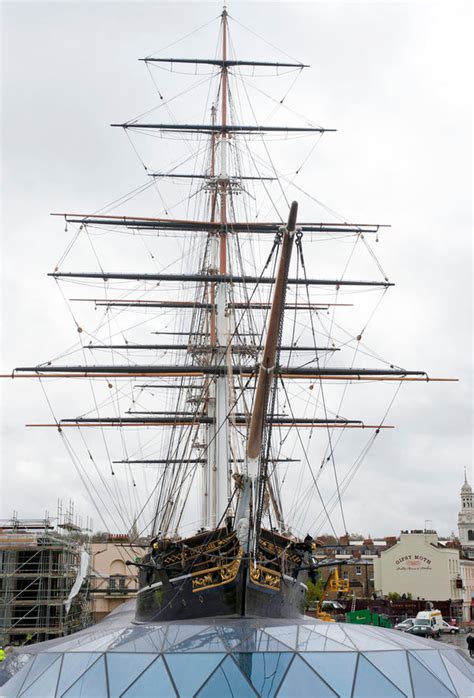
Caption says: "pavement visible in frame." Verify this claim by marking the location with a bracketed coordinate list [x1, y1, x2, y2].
[437, 629, 472, 658]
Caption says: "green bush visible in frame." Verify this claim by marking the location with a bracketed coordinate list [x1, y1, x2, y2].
[305, 577, 325, 609]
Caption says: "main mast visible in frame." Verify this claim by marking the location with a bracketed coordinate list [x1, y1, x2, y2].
[207, 7, 231, 528]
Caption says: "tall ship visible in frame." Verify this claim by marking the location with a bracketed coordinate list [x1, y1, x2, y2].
[10, 7, 447, 623]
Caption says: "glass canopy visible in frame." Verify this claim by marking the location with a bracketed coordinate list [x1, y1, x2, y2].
[1, 603, 472, 696]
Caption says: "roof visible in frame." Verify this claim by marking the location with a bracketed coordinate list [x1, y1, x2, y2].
[1, 602, 472, 696]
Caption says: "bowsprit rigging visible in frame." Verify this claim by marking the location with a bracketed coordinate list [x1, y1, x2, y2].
[4, 7, 457, 621]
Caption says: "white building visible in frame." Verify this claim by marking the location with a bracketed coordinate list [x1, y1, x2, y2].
[374, 530, 463, 603]
[458, 472, 474, 558]
[372, 475, 474, 621]
[460, 558, 474, 621]
[457, 472, 474, 619]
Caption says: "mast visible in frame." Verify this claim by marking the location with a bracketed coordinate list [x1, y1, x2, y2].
[202, 104, 218, 529]
[234, 201, 299, 551]
[207, 7, 231, 528]
[247, 202, 298, 463]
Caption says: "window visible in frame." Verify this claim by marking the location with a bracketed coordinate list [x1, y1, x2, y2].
[356, 566, 362, 575]
[119, 576, 126, 591]
[343, 571, 349, 580]
[108, 577, 116, 589]
[110, 559, 127, 575]
[468, 530, 474, 541]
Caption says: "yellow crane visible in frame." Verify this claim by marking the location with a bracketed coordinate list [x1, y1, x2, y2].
[315, 566, 350, 622]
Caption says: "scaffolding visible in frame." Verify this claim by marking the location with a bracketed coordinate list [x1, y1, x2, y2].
[0, 506, 92, 646]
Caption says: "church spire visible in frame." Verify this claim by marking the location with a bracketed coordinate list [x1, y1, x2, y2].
[458, 470, 474, 553]
[459, 469, 473, 519]
[461, 470, 472, 497]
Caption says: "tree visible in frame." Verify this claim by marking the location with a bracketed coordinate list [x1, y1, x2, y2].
[305, 577, 325, 610]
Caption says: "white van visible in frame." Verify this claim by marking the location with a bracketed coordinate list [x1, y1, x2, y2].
[410, 609, 444, 638]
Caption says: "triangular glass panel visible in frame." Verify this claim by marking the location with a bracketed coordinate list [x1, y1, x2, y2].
[296, 626, 352, 652]
[411, 651, 456, 693]
[106, 653, 156, 697]
[216, 624, 257, 651]
[20, 658, 62, 698]
[363, 651, 412, 698]
[439, 654, 474, 697]
[121, 656, 176, 697]
[56, 653, 102, 695]
[107, 627, 137, 650]
[321, 623, 358, 649]
[109, 629, 165, 654]
[365, 626, 412, 647]
[61, 655, 107, 697]
[261, 625, 298, 650]
[236, 630, 294, 653]
[164, 624, 211, 650]
[302, 651, 357, 697]
[407, 654, 456, 697]
[196, 655, 257, 697]
[439, 649, 474, 680]
[0, 661, 34, 697]
[164, 653, 225, 696]
[233, 652, 292, 698]
[42, 637, 86, 653]
[19, 653, 62, 694]
[165, 626, 227, 653]
[409, 654, 457, 698]
[277, 655, 338, 697]
[387, 631, 430, 650]
[73, 630, 124, 653]
[343, 625, 400, 652]
[353, 655, 406, 697]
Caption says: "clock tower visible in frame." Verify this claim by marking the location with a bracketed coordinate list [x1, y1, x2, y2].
[458, 470, 474, 558]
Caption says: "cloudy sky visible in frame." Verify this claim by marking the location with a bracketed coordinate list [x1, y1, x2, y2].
[1, 0, 472, 539]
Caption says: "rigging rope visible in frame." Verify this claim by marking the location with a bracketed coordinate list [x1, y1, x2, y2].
[296, 235, 349, 538]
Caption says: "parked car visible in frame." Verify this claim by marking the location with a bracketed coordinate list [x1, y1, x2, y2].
[441, 620, 460, 634]
[407, 622, 438, 639]
[321, 600, 346, 611]
[394, 618, 415, 632]
[408, 619, 441, 639]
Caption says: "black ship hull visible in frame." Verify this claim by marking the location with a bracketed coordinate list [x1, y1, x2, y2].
[135, 562, 307, 623]
[135, 528, 309, 622]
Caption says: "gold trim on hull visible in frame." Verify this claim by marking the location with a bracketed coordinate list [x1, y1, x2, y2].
[163, 533, 235, 566]
[250, 563, 281, 590]
[191, 548, 243, 592]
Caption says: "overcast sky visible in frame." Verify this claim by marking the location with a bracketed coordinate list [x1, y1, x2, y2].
[0, 0, 472, 540]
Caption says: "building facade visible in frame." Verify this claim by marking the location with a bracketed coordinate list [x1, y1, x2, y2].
[320, 558, 375, 600]
[89, 536, 146, 623]
[459, 558, 474, 621]
[457, 473, 474, 619]
[373, 530, 464, 603]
